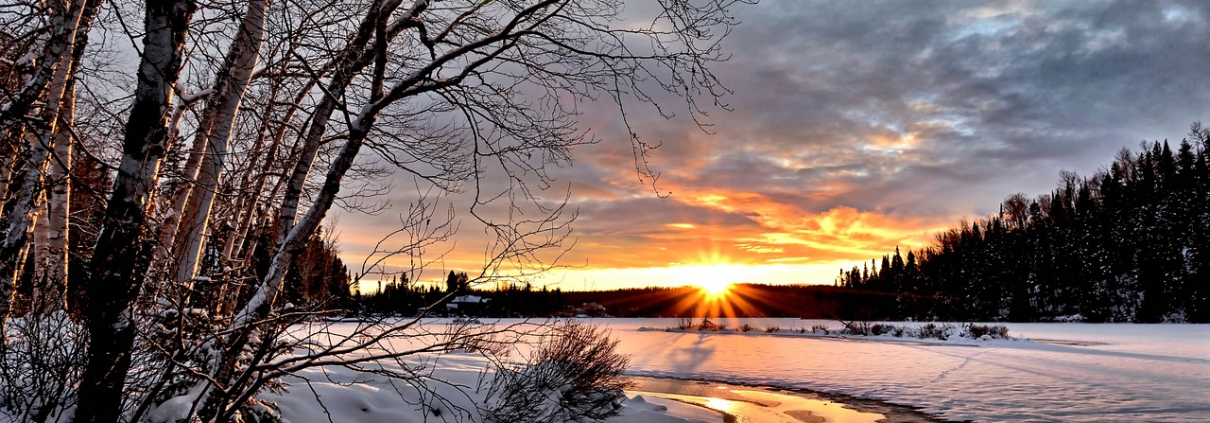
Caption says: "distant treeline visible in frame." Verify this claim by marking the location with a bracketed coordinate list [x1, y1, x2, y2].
[840, 125, 1210, 323]
[558, 284, 906, 319]
[354, 271, 570, 317]
[352, 280, 910, 319]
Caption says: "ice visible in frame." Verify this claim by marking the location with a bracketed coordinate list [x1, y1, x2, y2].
[262, 351, 723, 423]
[257, 317, 1208, 422]
[598, 318, 1210, 423]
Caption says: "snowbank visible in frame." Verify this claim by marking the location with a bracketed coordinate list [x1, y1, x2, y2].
[637, 319, 1016, 346]
[608, 318, 1210, 423]
[255, 317, 1209, 423]
[261, 351, 719, 423]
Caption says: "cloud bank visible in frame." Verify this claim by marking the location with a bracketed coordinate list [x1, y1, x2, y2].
[339, 0, 1210, 288]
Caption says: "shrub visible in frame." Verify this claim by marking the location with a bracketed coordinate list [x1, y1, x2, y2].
[843, 320, 873, 336]
[965, 324, 1010, 339]
[483, 322, 631, 423]
[696, 319, 718, 331]
[0, 311, 87, 423]
[916, 323, 956, 340]
[764, 326, 780, 333]
[870, 323, 890, 335]
[675, 318, 694, 331]
[810, 324, 829, 334]
[739, 323, 755, 332]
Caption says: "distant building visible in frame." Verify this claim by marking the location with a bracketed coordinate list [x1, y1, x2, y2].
[446, 295, 489, 316]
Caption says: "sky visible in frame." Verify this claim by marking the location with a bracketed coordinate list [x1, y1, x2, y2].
[335, 0, 1210, 291]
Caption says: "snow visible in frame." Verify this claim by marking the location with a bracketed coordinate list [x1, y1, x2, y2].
[607, 318, 1210, 423]
[622, 396, 718, 423]
[257, 318, 1209, 423]
[636, 321, 1013, 346]
[259, 350, 719, 423]
[146, 386, 205, 423]
[631, 388, 885, 423]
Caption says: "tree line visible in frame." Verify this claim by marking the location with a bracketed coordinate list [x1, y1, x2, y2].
[355, 282, 908, 319]
[355, 271, 570, 317]
[840, 126, 1210, 323]
[0, 0, 748, 421]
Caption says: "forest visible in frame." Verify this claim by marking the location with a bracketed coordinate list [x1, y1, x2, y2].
[0, 0, 748, 421]
[354, 281, 911, 320]
[840, 128, 1210, 323]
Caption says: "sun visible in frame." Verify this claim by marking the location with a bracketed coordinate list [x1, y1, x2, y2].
[672, 262, 744, 298]
[699, 279, 733, 297]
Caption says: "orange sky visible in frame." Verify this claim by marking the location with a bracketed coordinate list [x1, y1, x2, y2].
[334, 1, 1210, 291]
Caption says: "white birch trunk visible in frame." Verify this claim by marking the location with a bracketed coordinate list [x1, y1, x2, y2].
[191, 3, 410, 417]
[0, 127, 19, 203]
[34, 82, 75, 314]
[173, 0, 269, 283]
[155, 108, 210, 275]
[1, 0, 86, 321]
[147, 97, 202, 286]
[223, 75, 318, 263]
[32, 193, 50, 306]
[219, 118, 271, 263]
[73, 0, 195, 420]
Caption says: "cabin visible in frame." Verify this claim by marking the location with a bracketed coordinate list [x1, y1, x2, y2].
[445, 295, 489, 316]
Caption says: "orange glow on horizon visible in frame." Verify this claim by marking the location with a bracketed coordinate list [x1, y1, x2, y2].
[699, 280, 733, 297]
[334, 190, 957, 289]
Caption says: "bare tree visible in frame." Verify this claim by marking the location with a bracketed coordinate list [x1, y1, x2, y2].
[0, 0, 101, 326]
[0, 0, 752, 422]
[73, 2, 197, 421]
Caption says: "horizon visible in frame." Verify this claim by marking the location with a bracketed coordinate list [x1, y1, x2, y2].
[336, 1, 1210, 291]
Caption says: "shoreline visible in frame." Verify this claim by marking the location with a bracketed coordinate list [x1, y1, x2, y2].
[627, 375, 964, 423]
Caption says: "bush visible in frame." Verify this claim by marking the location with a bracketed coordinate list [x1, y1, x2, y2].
[696, 319, 718, 331]
[0, 311, 87, 423]
[739, 323, 754, 332]
[764, 326, 780, 333]
[810, 324, 829, 334]
[843, 320, 873, 336]
[483, 322, 631, 423]
[965, 324, 1010, 339]
[675, 318, 694, 330]
[916, 323, 956, 340]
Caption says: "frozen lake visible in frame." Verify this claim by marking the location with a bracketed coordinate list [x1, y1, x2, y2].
[587, 318, 1210, 423]
[268, 317, 1208, 423]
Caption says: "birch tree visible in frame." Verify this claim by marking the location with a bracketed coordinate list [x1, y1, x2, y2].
[191, 1, 749, 419]
[169, 0, 269, 284]
[73, 2, 196, 421]
[0, 0, 99, 324]
[0, 0, 751, 421]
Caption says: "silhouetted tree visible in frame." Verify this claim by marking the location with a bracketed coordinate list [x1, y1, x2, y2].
[842, 128, 1210, 322]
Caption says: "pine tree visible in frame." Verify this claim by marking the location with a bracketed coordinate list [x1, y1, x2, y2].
[842, 131, 1208, 322]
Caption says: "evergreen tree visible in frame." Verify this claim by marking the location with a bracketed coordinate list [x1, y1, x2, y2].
[843, 130, 1209, 322]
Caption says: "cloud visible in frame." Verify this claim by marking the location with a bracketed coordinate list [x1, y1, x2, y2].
[335, 0, 1210, 287]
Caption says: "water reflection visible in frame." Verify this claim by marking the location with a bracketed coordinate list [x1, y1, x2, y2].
[630, 378, 887, 423]
[703, 397, 735, 414]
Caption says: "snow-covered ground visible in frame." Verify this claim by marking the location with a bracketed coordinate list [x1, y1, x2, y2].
[601, 318, 1210, 423]
[266, 318, 1208, 423]
[259, 327, 722, 423]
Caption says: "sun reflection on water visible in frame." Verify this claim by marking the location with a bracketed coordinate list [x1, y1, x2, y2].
[703, 397, 735, 413]
[631, 379, 886, 423]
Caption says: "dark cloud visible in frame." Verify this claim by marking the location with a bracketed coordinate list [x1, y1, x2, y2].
[339, 1, 1210, 285]
[659, 0, 1210, 213]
